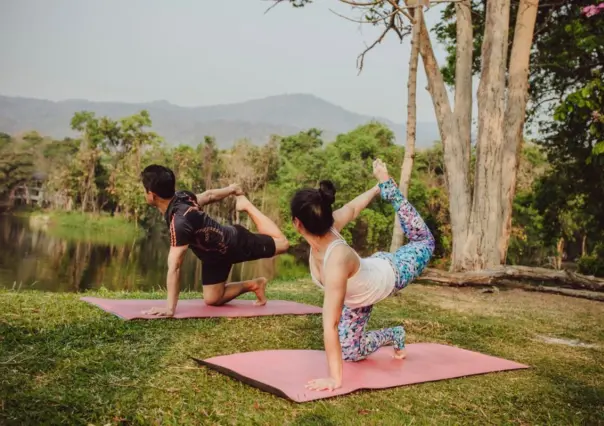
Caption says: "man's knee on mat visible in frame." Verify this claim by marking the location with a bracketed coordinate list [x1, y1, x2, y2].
[203, 297, 225, 306]
[202, 283, 227, 306]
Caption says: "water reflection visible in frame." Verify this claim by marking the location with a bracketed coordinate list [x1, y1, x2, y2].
[0, 214, 284, 292]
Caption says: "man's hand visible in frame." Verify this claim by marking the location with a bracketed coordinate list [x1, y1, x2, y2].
[228, 183, 244, 196]
[142, 306, 174, 317]
[305, 377, 341, 392]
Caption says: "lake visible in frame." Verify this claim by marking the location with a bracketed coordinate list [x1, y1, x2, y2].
[0, 214, 307, 292]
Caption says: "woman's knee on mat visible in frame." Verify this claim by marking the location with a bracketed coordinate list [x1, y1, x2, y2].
[341, 344, 368, 362]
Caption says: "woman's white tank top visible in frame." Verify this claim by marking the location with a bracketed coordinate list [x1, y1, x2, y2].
[309, 228, 396, 309]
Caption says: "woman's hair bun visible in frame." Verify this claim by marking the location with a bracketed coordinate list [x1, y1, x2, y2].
[318, 180, 336, 206]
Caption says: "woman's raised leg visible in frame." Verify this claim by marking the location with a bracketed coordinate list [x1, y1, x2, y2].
[374, 159, 435, 291]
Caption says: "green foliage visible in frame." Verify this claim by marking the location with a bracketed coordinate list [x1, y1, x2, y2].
[3, 97, 602, 268]
[0, 134, 35, 197]
[274, 123, 403, 253]
[433, 0, 604, 124]
[578, 254, 604, 276]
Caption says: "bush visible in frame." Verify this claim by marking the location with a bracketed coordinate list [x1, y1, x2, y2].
[577, 255, 604, 277]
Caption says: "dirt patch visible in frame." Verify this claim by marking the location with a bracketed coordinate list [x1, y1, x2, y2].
[534, 335, 599, 349]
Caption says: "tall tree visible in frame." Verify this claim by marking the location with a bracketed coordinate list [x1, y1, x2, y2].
[390, 4, 422, 252]
[270, 0, 538, 272]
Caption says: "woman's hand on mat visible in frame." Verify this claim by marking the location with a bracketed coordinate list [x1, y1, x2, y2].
[142, 307, 174, 317]
[305, 377, 341, 392]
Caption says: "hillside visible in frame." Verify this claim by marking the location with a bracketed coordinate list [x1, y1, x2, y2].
[0, 94, 440, 148]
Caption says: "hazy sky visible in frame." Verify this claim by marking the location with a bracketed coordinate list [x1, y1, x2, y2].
[0, 0, 455, 123]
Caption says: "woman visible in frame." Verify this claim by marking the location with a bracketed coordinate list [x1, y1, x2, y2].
[290, 159, 435, 392]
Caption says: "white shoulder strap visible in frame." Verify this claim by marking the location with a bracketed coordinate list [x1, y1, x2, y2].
[323, 238, 348, 270]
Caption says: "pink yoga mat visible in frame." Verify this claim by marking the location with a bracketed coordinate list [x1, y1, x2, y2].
[193, 343, 529, 402]
[80, 297, 322, 320]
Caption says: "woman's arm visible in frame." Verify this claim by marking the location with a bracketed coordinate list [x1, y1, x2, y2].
[306, 248, 351, 391]
[332, 185, 380, 232]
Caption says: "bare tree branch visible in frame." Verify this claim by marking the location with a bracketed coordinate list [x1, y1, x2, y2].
[329, 7, 389, 24]
[339, 0, 384, 6]
[263, 0, 286, 14]
[356, 21, 394, 72]
[386, 0, 415, 21]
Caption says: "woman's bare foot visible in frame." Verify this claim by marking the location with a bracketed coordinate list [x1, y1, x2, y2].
[247, 277, 268, 306]
[393, 348, 407, 359]
[235, 195, 253, 212]
[372, 158, 391, 183]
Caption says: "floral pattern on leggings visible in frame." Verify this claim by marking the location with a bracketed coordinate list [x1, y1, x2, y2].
[339, 178, 435, 361]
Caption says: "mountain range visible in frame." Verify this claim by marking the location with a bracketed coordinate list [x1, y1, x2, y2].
[0, 94, 440, 149]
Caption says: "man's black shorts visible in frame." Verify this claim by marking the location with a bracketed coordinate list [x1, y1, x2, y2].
[201, 225, 277, 285]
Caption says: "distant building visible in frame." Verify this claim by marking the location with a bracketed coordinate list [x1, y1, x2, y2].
[9, 172, 47, 208]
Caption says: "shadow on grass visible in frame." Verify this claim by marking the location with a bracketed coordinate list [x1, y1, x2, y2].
[540, 368, 604, 424]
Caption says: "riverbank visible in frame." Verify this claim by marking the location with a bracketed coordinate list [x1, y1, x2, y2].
[1, 281, 603, 425]
[21, 210, 145, 244]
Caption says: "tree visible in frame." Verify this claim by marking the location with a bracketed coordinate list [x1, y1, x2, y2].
[435, 0, 604, 260]
[390, 5, 422, 252]
[269, 0, 539, 272]
[0, 135, 35, 201]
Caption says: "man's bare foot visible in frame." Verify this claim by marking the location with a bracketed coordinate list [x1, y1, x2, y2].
[393, 348, 407, 359]
[235, 195, 253, 212]
[248, 277, 268, 306]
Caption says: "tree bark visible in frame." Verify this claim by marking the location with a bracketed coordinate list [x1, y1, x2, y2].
[454, 0, 473, 189]
[413, 3, 471, 271]
[419, 266, 604, 292]
[462, 0, 511, 270]
[556, 237, 565, 270]
[521, 286, 604, 303]
[499, 0, 540, 263]
[390, 6, 422, 253]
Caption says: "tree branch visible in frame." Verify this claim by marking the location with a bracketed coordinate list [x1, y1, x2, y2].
[419, 266, 604, 292]
[385, 0, 414, 22]
[356, 22, 393, 72]
[263, 0, 286, 14]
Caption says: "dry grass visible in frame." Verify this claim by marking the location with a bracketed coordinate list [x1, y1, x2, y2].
[1, 281, 603, 425]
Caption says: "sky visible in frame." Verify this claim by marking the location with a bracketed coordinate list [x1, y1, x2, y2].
[0, 0, 458, 124]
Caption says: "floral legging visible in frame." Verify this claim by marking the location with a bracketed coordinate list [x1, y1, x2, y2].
[339, 178, 435, 361]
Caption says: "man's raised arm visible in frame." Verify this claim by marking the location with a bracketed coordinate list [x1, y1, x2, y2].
[196, 183, 244, 207]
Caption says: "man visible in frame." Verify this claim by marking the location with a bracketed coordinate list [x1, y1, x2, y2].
[140, 164, 289, 316]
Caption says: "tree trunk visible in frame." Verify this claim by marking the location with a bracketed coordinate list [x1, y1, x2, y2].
[499, 0, 540, 263]
[582, 235, 587, 257]
[462, 0, 511, 270]
[413, 3, 471, 271]
[390, 6, 422, 253]
[81, 154, 96, 213]
[454, 0, 473, 188]
[556, 237, 565, 270]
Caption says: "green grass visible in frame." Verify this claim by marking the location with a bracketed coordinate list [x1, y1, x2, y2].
[1, 281, 603, 425]
[26, 210, 145, 245]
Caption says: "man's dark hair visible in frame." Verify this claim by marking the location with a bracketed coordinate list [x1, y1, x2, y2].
[141, 165, 176, 199]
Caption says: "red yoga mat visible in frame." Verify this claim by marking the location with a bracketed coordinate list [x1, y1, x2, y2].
[80, 297, 322, 320]
[192, 343, 529, 402]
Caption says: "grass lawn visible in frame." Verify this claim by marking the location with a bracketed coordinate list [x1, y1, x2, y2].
[25, 210, 145, 245]
[1, 281, 603, 425]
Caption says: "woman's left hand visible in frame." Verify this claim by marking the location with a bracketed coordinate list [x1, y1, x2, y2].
[305, 377, 341, 392]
